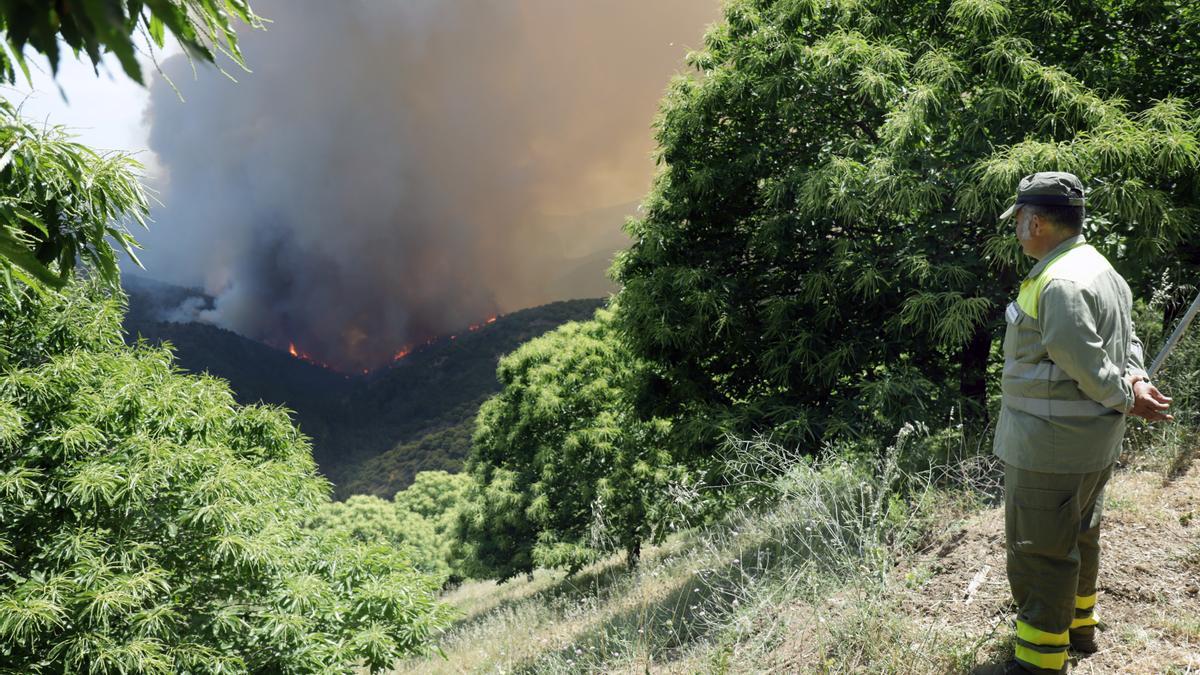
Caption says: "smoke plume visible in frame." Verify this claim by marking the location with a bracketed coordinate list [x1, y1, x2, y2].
[140, 0, 718, 372]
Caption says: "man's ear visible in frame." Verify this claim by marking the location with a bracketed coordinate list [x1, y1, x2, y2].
[1029, 212, 1047, 237]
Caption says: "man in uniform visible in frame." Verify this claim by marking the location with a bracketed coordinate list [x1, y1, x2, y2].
[977, 171, 1173, 674]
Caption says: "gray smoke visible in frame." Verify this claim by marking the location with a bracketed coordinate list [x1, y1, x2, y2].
[139, 0, 718, 371]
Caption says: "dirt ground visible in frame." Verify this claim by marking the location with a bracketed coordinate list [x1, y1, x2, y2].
[898, 463, 1200, 674]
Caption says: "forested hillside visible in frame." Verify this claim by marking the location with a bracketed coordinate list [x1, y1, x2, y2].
[123, 276, 351, 437]
[122, 275, 605, 497]
[326, 297, 607, 497]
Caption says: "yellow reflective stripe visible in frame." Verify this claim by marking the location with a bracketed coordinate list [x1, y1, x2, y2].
[1076, 594, 1097, 610]
[1015, 242, 1087, 319]
[1070, 613, 1099, 629]
[1016, 276, 1047, 319]
[1015, 644, 1068, 670]
[1016, 619, 1070, 646]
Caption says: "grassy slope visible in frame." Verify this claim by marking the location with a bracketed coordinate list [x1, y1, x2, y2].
[392, 440, 1199, 674]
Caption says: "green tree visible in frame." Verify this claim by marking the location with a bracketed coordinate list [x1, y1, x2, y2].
[393, 471, 470, 536]
[308, 472, 474, 586]
[613, 0, 1200, 466]
[307, 495, 445, 580]
[394, 470, 472, 583]
[0, 100, 148, 292]
[0, 282, 449, 673]
[0, 0, 262, 85]
[454, 308, 684, 580]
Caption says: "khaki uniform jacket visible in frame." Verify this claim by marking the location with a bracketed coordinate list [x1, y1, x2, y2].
[993, 235, 1147, 474]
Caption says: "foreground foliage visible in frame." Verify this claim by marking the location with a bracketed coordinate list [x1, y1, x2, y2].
[456, 308, 686, 580]
[0, 283, 449, 673]
[0, 100, 148, 293]
[0, 0, 262, 85]
[613, 0, 1200, 466]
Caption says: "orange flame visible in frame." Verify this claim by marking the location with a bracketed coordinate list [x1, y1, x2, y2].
[285, 341, 335, 370]
[285, 311, 505, 375]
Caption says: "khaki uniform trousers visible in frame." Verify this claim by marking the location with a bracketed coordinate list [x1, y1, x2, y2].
[1004, 461, 1111, 673]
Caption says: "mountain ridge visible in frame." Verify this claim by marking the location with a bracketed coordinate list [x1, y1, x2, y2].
[121, 275, 606, 498]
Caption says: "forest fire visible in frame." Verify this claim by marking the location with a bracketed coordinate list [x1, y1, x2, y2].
[285, 312, 505, 372]
[468, 315, 499, 332]
[285, 341, 333, 370]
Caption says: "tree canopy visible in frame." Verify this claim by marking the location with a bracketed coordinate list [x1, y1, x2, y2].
[0, 281, 450, 672]
[0, 0, 262, 85]
[0, 100, 147, 294]
[613, 0, 1200, 464]
[0, 0, 263, 295]
[307, 470, 472, 586]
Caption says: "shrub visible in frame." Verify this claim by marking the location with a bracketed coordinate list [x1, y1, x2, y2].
[0, 282, 450, 673]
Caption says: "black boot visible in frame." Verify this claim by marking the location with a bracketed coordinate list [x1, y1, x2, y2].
[1070, 625, 1098, 653]
[970, 660, 1028, 675]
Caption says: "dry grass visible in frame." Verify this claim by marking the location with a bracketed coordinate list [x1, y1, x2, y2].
[388, 426, 1200, 674]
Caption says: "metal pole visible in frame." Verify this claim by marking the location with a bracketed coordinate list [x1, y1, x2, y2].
[1148, 289, 1200, 379]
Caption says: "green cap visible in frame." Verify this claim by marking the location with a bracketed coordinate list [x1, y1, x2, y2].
[999, 171, 1086, 219]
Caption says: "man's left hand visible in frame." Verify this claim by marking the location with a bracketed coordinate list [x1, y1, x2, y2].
[1128, 378, 1173, 422]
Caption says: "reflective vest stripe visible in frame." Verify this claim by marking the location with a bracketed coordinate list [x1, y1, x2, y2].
[1003, 360, 1073, 382]
[1016, 241, 1087, 319]
[1003, 394, 1114, 418]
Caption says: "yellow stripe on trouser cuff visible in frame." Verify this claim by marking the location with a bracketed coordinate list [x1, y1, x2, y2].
[1072, 594, 1099, 628]
[1015, 644, 1068, 670]
[1017, 620, 1069, 646]
[1070, 613, 1098, 629]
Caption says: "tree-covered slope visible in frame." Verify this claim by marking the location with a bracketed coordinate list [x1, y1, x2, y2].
[334, 416, 474, 500]
[326, 297, 609, 496]
[122, 276, 351, 439]
[121, 276, 605, 497]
